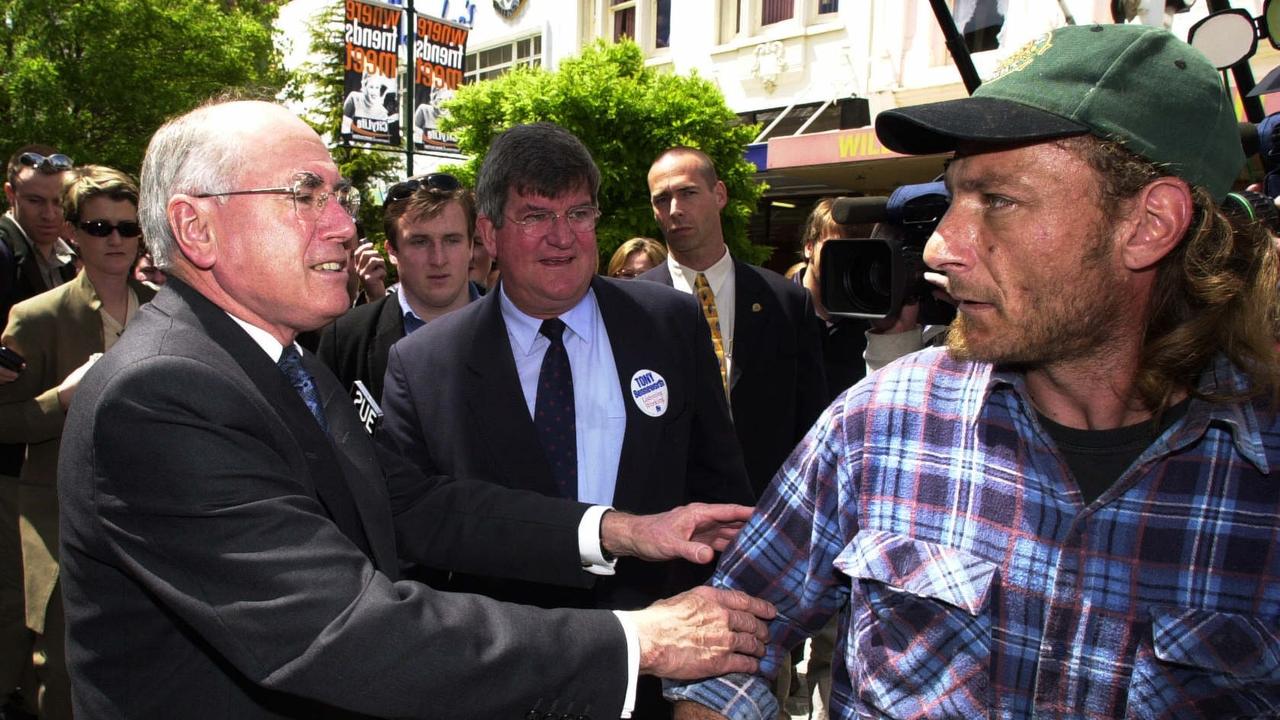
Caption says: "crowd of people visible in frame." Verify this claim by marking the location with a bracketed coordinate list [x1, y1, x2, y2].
[0, 21, 1275, 720]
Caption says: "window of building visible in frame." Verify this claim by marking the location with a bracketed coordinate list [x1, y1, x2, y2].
[762, 0, 794, 25]
[611, 0, 636, 42]
[720, 0, 838, 42]
[464, 34, 542, 84]
[654, 0, 671, 48]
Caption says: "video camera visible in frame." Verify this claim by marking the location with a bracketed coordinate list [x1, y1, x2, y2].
[818, 181, 957, 326]
[1237, 118, 1280, 232]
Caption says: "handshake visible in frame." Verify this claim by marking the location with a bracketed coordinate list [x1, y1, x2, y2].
[599, 504, 776, 681]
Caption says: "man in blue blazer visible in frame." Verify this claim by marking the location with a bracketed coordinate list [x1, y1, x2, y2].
[378, 123, 755, 718]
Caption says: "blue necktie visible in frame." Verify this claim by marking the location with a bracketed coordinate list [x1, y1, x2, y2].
[534, 319, 576, 499]
[278, 345, 329, 434]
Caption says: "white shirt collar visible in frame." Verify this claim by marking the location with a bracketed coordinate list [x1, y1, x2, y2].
[498, 285, 598, 358]
[666, 244, 733, 295]
[225, 312, 296, 363]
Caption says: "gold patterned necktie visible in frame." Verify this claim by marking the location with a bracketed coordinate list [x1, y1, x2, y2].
[694, 272, 729, 398]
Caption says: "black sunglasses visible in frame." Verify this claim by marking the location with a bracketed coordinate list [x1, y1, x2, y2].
[79, 219, 142, 238]
[18, 152, 74, 173]
[385, 173, 462, 205]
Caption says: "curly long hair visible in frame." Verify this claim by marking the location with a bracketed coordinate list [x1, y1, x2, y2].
[1070, 136, 1280, 410]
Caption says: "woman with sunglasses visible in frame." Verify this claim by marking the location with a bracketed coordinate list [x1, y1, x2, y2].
[0, 165, 153, 720]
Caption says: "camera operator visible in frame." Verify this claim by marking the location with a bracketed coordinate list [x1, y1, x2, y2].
[669, 24, 1280, 720]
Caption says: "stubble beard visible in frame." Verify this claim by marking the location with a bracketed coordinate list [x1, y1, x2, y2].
[945, 221, 1126, 367]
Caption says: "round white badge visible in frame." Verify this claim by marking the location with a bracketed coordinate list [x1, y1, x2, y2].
[629, 369, 669, 418]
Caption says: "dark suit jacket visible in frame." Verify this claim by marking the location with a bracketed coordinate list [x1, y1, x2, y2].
[640, 259, 828, 497]
[0, 215, 76, 324]
[378, 276, 753, 611]
[58, 278, 628, 719]
[314, 293, 404, 402]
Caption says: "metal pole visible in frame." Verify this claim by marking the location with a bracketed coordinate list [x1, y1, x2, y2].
[1206, 0, 1266, 121]
[406, 0, 416, 176]
[927, 0, 982, 94]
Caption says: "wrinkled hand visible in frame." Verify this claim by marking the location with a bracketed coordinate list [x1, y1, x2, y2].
[57, 353, 102, 410]
[624, 586, 775, 680]
[672, 701, 730, 720]
[601, 503, 753, 565]
[353, 241, 387, 301]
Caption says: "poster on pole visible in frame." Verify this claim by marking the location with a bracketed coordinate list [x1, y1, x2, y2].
[412, 15, 468, 153]
[342, 0, 403, 146]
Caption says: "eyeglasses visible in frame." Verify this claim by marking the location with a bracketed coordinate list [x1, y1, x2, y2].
[385, 173, 462, 205]
[195, 172, 361, 221]
[18, 153, 74, 173]
[612, 269, 640, 279]
[508, 206, 601, 235]
[79, 219, 142, 238]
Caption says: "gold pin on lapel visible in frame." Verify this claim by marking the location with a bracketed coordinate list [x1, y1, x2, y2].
[751, 303, 763, 312]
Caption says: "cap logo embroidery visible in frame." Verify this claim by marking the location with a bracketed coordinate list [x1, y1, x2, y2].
[990, 33, 1053, 82]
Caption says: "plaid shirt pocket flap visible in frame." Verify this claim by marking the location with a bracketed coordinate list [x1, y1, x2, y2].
[834, 529, 998, 616]
[1151, 606, 1280, 681]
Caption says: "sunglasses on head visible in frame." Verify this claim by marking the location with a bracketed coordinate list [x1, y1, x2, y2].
[385, 173, 462, 205]
[18, 152, 74, 173]
[79, 219, 142, 238]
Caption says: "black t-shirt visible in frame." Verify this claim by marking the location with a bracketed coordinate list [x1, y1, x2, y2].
[1037, 400, 1189, 505]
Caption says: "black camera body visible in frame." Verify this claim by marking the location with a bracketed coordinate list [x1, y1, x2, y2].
[818, 181, 957, 326]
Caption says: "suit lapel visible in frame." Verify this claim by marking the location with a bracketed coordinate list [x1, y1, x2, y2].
[592, 278, 659, 510]
[730, 260, 771, 394]
[370, 296, 406, 398]
[169, 280, 377, 562]
[465, 291, 560, 496]
[311, 353, 399, 574]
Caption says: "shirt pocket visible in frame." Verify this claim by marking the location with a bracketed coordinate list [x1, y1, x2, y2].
[1125, 606, 1280, 719]
[834, 529, 997, 720]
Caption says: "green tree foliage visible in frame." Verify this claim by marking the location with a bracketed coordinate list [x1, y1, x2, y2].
[284, 1, 400, 244]
[440, 39, 768, 266]
[0, 0, 287, 179]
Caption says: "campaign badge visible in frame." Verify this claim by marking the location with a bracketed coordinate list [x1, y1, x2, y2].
[630, 369, 669, 417]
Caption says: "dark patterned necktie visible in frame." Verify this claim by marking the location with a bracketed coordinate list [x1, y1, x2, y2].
[278, 345, 329, 434]
[534, 319, 576, 499]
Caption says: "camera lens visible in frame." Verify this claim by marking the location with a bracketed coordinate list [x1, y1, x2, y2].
[839, 244, 893, 315]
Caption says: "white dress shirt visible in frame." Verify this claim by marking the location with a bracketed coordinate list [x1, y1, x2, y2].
[665, 246, 736, 386]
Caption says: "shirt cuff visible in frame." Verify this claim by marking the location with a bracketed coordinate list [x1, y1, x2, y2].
[578, 505, 617, 576]
[610, 610, 640, 718]
[663, 672, 777, 720]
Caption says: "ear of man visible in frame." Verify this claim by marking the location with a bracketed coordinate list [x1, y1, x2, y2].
[476, 215, 499, 262]
[167, 196, 217, 271]
[1117, 176, 1193, 272]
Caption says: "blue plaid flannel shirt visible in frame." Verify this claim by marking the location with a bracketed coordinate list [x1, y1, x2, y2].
[667, 347, 1280, 719]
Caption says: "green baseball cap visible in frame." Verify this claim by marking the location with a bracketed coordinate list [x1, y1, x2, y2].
[875, 24, 1244, 200]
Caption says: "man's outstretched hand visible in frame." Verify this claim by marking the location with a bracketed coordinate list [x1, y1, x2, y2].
[600, 503, 753, 564]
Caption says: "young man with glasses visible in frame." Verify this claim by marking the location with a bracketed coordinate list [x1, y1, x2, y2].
[2, 146, 77, 323]
[378, 122, 755, 719]
[316, 172, 480, 402]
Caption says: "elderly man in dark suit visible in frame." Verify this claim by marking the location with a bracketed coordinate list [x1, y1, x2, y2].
[641, 147, 827, 499]
[378, 122, 754, 719]
[316, 173, 478, 401]
[57, 99, 774, 720]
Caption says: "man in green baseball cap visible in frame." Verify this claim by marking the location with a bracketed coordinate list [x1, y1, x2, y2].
[668, 23, 1280, 720]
